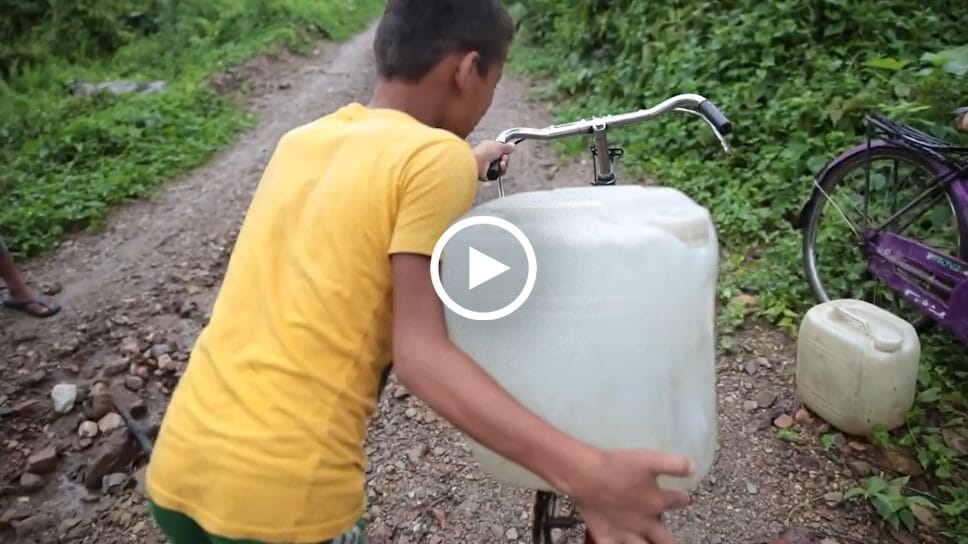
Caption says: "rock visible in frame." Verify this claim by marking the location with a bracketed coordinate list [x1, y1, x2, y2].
[51, 383, 78, 413]
[490, 524, 504, 538]
[83, 429, 139, 489]
[157, 354, 177, 371]
[19, 473, 44, 491]
[773, 414, 795, 429]
[133, 465, 148, 497]
[876, 447, 924, 476]
[942, 428, 968, 456]
[83, 381, 114, 420]
[746, 482, 759, 495]
[102, 357, 129, 377]
[408, 444, 429, 464]
[794, 408, 812, 424]
[823, 491, 843, 507]
[391, 385, 409, 399]
[732, 293, 758, 311]
[819, 539, 841, 544]
[102, 472, 128, 494]
[26, 446, 59, 474]
[756, 390, 777, 408]
[707, 536, 723, 544]
[14, 512, 54, 538]
[911, 504, 940, 528]
[756, 356, 772, 369]
[1, 503, 32, 525]
[121, 338, 141, 355]
[70, 79, 168, 97]
[848, 460, 872, 477]
[98, 412, 124, 433]
[405, 407, 418, 418]
[744, 360, 758, 375]
[432, 447, 446, 457]
[506, 527, 519, 540]
[743, 400, 758, 412]
[148, 344, 172, 359]
[831, 433, 847, 449]
[847, 441, 867, 452]
[78, 420, 99, 438]
[21, 370, 46, 386]
[124, 375, 145, 391]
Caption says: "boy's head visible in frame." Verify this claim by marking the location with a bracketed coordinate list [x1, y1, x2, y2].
[373, 0, 514, 138]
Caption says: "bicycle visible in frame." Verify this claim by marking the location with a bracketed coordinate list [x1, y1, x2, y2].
[479, 93, 733, 543]
[794, 107, 968, 345]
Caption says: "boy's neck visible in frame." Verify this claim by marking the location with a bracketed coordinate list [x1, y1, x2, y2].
[368, 80, 445, 129]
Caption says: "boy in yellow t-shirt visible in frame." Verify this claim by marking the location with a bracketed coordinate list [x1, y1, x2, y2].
[145, 1, 696, 543]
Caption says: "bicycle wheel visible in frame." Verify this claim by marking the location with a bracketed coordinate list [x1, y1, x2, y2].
[801, 143, 966, 331]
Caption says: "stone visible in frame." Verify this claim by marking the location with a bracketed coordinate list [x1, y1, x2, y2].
[157, 354, 177, 371]
[405, 407, 418, 418]
[98, 412, 124, 434]
[84, 382, 114, 420]
[755, 390, 777, 408]
[848, 460, 872, 477]
[910, 504, 940, 528]
[121, 338, 141, 355]
[744, 360, 758, 375]
[102, 357, 129, 377]
[823, 491, 844, 507]
[847, 441, 867, 452]
[102, 472, 128, 494]
[26, 446, 59, 474]
[746, 482, 758, 495]
[433, 447, 446, 457]
[14, 513, 54, 538]
[876, 447, 924, 476]
[408, 444, 429, 464]
[83, 429, 139, 489]
[942, 428, 968, 456]
[78, 420, 99, 439]
[794, 408, 812, 424]
[506, 527, 519, 540]
[773, 414, 795, 429]
[124, 375, 145, 391]
[148, 344, 172, 359]
[19, 473, 44, 491]
[51, 383, 78, 413]
[743, 400, 758, 412]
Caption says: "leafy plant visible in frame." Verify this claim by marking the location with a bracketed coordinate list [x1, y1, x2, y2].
[0, 0, 384, 256]
[845, 476, 935, 532]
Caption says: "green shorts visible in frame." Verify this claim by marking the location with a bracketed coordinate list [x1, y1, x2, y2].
[148, 499, 366, 544]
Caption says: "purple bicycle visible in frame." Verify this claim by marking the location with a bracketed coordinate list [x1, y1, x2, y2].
[796, 108, 968, 344]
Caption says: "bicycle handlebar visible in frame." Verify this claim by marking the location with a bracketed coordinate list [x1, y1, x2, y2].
[485, 93, 732, 181]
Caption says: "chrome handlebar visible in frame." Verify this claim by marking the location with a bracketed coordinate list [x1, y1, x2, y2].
[484, 93, 732, 186]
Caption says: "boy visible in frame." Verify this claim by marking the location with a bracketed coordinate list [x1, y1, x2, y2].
[145, 1, 694, 543]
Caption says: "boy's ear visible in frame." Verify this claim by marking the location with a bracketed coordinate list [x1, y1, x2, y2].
[453, 51, 482, 93]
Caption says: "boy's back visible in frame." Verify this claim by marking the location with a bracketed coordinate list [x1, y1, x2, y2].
[146, 104, 478, 542]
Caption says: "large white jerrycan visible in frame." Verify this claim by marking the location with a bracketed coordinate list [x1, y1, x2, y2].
[796, 299, 920, 437]
[440, 185, 719, 492]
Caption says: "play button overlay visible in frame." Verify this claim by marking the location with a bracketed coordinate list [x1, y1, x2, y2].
[430, 215, 537, 321]
[468, 247, 510, 290]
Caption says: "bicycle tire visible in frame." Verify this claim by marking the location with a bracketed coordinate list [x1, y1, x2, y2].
[801, 143, 967, 331]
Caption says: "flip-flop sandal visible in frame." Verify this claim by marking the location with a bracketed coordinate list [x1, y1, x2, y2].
[3, 296, 61, 318]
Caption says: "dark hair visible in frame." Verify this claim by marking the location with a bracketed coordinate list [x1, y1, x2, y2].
[373, 0, 514, 83]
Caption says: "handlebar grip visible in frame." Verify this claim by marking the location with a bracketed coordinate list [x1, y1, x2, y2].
[699, 100, 732, 136]
[486, 159, 503, 181]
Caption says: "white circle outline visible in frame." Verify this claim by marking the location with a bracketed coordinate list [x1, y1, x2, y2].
[430, 215, 537, 321]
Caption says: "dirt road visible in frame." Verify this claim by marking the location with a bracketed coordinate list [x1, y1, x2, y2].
[1, 22, 912, 544]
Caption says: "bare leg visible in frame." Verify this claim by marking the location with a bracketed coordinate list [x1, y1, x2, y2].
[0, 243, 60, 318]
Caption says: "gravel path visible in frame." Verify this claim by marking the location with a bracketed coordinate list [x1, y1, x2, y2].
[0, 23, 934, 544]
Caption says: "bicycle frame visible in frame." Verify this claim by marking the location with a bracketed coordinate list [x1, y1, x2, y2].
[809, 115, 968, 344]
[480, 93, 732, 544]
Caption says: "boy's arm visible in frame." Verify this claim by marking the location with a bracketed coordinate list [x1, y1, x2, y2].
[389, 252, 599, 494]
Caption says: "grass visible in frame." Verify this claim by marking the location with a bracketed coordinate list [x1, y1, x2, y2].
[0, 0, 385, 257]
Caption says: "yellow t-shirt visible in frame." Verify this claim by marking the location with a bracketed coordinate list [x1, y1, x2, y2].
[145, 103, 479, 542]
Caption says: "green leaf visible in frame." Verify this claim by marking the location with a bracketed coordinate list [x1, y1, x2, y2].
[863, 57, 907, 71]
[844, 487, 868, 500]
[899, 508, 916, 532]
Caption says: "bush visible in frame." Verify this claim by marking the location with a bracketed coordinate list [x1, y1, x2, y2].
[509, 0, 967, 538]
[0, 0, 384, 255]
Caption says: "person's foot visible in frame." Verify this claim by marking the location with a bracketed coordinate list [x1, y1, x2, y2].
[2, 288, 61, 318]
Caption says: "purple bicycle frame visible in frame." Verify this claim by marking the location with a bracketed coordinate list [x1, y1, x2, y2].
[824, 139, 968, 344]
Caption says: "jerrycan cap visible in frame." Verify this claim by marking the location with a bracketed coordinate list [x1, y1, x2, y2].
[830, 303, 903, 353]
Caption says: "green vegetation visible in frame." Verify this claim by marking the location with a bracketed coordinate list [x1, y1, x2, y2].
[0, 0, 383, 256]
[508, 0, 967, 539]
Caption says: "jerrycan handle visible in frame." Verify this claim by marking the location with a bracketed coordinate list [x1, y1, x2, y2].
[830, 304, 903, 353]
